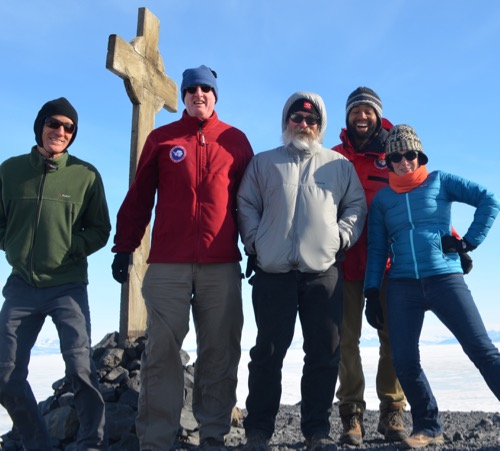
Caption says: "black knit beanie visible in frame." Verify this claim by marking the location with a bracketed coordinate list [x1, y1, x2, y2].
[286, 98, 321, 120]
[34, 97, 78, 148]
[345, 87, 382, 124]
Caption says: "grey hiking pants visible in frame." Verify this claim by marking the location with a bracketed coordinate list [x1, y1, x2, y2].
[136, 262, 243, 451]
[0, 275, 106, 451]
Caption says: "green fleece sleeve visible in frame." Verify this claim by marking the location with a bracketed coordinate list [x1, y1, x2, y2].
[71, 171, 111, 258]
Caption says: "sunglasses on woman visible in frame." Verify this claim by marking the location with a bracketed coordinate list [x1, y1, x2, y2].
[388, 150, 418, 164]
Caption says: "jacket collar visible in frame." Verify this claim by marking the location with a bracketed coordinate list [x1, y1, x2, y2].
[30, 146, 69, 171]
[284, 141, 322, 161]
[339, 117, 393, 157]
[180, 109, 220, 131]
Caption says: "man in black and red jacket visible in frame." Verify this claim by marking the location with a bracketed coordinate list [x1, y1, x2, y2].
[332, 87, 408, 446]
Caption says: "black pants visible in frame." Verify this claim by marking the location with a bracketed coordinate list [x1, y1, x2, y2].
[244, 265, 343, 439]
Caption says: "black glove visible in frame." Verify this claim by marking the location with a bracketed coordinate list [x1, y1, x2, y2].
[112, 252, 131, 283]
[459, 252, 473, 275]
[245, 253, 256, 278]
[364, 288, 384, 330]
[441, 235, 475, 253]
[441, 236, 474, 274]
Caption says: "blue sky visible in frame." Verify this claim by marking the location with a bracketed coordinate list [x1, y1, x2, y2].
[1, 0, 500, 350]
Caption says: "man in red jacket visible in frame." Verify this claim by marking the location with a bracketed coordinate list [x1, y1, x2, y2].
[332, 87, 407, 445]
[111, 65, 254, 451]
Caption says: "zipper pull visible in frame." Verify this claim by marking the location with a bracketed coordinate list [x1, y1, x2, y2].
[198, 120, 206, 146]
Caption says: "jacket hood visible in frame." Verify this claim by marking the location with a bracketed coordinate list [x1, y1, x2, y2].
[282, 92, 327, 144]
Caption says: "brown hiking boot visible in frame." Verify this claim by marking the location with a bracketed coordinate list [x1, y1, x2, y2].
[377, 403, 408, 442]
[339, 413, 365, 446]
[399, 433, 444, 449]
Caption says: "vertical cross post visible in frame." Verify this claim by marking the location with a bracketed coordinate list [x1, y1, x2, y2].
[106, 7, 178, 341]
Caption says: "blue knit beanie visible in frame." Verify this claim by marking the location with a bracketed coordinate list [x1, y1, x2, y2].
[180, 65, 218, 103]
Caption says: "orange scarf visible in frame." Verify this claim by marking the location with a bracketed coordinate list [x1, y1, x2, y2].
[389, 165, 429, 193]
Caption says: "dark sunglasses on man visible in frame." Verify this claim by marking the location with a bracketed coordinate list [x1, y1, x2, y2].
[44, 117, 76, 134]
[186, 85, 212, 94]
[289, 113, 320, 126]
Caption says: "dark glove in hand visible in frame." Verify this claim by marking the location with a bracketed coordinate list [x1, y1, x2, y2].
[364, 288, 384, 330]
[245, 254, 256, 278]
[112, 252, 131, 283]
[459, 252, 473, 274]
[441, 236, 474, 274]
[441, 235, 475, 253]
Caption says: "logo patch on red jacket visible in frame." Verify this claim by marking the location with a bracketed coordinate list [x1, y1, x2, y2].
[374, 158, 387, 170]
[170, 146, 186, 163]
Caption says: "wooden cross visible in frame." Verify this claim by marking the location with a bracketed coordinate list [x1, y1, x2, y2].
[106, 7, 178, 341]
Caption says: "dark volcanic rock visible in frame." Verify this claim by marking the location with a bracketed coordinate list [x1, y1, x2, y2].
[1, 332, 498, 450]
[237, 406, 500, 450]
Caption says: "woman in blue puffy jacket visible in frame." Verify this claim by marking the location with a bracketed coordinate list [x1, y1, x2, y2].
[364, 124, 500, 449]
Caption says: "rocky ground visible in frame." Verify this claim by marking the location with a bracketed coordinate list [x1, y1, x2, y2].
[218, 405, 500, 450]
[1, 333, 498, 450]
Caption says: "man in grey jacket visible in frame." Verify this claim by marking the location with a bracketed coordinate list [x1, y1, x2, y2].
[237, 92, 367, 451]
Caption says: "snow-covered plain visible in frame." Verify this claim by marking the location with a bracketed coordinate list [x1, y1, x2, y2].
[1, 343, 499, 435]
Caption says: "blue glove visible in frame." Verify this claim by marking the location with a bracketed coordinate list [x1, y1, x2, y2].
[112, 252, 131, 283]
[364, 288, 384, 330]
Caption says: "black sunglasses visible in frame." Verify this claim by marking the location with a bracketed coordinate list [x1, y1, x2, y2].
[186, 85, 212, 94]
[44, 117, 76, 134]
[388, 150, 418, 164]
[289, 113, 320, 126]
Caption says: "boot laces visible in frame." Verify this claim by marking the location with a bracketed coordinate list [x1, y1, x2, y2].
[342, 414, 362, 431]
[387, 410, 404, 428]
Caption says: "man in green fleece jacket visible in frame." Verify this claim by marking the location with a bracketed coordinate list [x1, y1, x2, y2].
[0, 97, 111, 450]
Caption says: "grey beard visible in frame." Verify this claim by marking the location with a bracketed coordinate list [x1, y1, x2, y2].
[282, 128, 322, 153]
